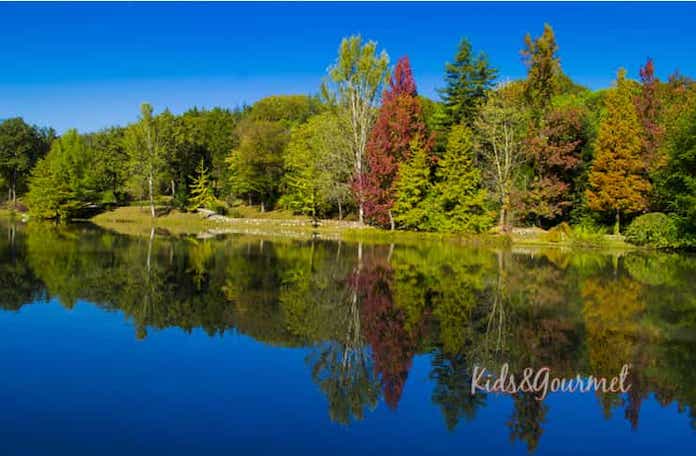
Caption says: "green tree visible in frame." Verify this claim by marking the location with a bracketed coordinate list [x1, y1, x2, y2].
[188, 159, 216, 211]
[281, 113, 351, 221]
[0, 118, 48, 205]
[26, 130, 98, 219]
[393, 137, 432, 230]
[475, 83, 530, 231]
[587, 69, 650, 234]
[124, 103, 164, 218]
[521, 24, 562, 116]
[322, 35, 390, 223]
[429, 125, 493, 233]
[438, 38, 497, 128]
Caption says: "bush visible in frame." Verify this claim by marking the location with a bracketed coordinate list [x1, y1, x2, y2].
[569, 223, 608, 248]
[625, 212, 681, 248]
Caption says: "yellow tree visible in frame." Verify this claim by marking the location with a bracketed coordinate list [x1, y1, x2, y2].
[587, 69, 650, 234]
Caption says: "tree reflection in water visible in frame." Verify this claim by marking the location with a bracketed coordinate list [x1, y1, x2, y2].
[1, 220, 695, 446]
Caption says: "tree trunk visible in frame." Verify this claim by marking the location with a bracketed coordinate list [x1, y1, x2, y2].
[614, 209, 621, 235]
[171, 180, 176, 196]
[260, 201, 265, 213]
[148, 172, 156, 218]
[358, 201, 364, 224]
[338, 201, 343, 221]
[388, 210, 395, 231]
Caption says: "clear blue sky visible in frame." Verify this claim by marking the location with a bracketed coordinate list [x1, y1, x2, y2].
[2, 2, 695, 133]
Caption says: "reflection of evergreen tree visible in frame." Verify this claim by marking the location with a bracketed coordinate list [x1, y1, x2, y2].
[0, 221, 43, 310]
[507, 392, 548, 453]
[430, 350, 486, 430]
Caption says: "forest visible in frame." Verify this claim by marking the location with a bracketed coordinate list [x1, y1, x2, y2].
[2, 24, 695, 248]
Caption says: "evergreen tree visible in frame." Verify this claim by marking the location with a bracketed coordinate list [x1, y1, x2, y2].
[393, 137, 432, 230]
[587, 69, 650, 234]
[521, 24, 562, 116]
[188, 159, 216, 211]
[429, 125, 493, 233]
[438, 38, 497, 128]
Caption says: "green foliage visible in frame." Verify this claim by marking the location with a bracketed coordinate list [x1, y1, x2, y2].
[26, 130, 99, 220]
[429, 125, 493, 233]
[393, 137, 432, 230]
[569, 223, 608, 249]
[280, 113, 351, 219]
[542, 222, 572, 243]
[188, 159, 216, 211]
[625, 212, 681, 248]
[437, 38, 497, 128]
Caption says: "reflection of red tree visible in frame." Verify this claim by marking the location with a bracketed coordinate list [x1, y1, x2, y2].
[349, 247, 424, 409]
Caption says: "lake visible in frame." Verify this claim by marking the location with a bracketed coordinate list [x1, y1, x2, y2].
[0, 221, 694, 454]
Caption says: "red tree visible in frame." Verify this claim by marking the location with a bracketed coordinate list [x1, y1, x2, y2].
[634, 58, 665, 172]
[522, 106, 586, 226]
[356, 56, 431, 228]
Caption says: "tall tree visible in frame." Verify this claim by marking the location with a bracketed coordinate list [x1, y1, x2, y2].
[521, 24, 562, 116]
[522, 105, 586, 226]
[322, 35, 390, 224]
[392, 136, 432, 230]
[587, 69, 650, 234]
[188, 158, 215, 211]
[475, 83, 529, 231]
[361, 56, 430, 229]
[26, 130, 97, 220]
[429, 125, 492, 233]
[124, 103, 164, 218]
[438, 38, 497, 128]
[0, 118, 48, 205]
[281, 112, 352, 221]
[635, 58, 666, 173]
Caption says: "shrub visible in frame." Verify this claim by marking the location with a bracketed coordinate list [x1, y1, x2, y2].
[625, 212, 681, 248]
[569, 223, 608, 248]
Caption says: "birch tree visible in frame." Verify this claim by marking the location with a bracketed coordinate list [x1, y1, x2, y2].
[475, 83, 529, 231]
[322, 35, 389, 224]
[124, 103, 163, 218]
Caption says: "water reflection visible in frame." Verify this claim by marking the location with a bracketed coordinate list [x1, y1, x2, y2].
[1, 220, 695, 450]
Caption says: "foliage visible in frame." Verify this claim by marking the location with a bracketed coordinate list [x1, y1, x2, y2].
[625, 212, 681, 248]
[429, 125, 493, 233]
[393, 137, 433, 230]
[188, 159, 216, 211]
[361, 56, 431, 228]
[586, 69, 651, 233]
[322, 34, 390, 223]
[438, 38, 497, 128]
[26, 130, 99, 220]
[521, 24, 562, 116]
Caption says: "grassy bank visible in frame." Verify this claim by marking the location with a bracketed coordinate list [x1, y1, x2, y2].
[88, 205, 635, 250]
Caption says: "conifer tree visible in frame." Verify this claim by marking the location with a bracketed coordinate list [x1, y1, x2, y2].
[587, 69, 650, 234]
[438, 38, 497, 128]
[392, 137, 432, 230]
[521, 24, 562, 116]
[430, 125, 492, 233]
[188, 159, 215, 211]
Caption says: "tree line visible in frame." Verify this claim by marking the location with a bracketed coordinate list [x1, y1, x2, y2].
[2, 24, 696, 244]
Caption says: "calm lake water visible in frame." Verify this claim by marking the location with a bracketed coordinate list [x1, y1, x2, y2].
[0, 221, 694, 454]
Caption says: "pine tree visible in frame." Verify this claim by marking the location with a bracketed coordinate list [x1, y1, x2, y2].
[587, 69, 650, 234]
[392, 137, 432, 230]
[438, 38, 497, 128]
[429, 125, 493, 233]
[188, 159, 216, 211]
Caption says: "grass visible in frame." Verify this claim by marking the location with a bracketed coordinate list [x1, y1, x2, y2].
[90, 205, 636, 251]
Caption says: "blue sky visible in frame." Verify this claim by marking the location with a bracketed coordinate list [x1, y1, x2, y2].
[2, 2, 696, 133]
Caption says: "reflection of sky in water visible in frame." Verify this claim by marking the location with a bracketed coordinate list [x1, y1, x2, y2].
[1, 301, 693, 455]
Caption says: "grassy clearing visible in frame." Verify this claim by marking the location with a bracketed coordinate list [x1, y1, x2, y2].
[89, 205, 636, 250]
